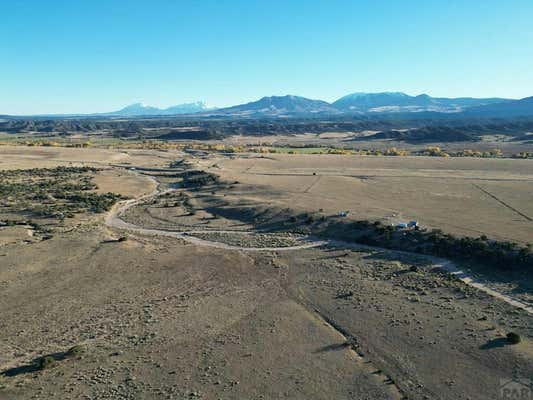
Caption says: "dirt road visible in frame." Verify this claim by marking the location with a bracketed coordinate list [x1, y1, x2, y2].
[105, 173, 533, 315]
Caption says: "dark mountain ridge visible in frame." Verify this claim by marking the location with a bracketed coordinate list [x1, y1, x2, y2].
[213, 95, 338, 116]
[332, 92, 512, 113]
[465, 96, 533, 117]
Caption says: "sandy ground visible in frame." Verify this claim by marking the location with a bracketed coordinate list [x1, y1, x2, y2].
[0, 226, 34, 247]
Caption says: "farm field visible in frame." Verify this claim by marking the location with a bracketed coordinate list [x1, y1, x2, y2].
[0, 145, 531, 400]
[200, 153, 533, 244]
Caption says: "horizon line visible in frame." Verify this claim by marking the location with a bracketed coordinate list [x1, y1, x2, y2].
[1, 91, 526, 117]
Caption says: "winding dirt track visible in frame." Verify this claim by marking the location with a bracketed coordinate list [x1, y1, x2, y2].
[105, 174, 533, 315]
[104, 176, 327, 252]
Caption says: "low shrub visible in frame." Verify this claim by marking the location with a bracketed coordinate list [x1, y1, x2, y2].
[66, 345, 86, 357]
[37, 356, 55, 370]
[507, 332, 521, 344]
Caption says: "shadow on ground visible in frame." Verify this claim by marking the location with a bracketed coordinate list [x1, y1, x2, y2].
[314, 342, 351, 353]
[480, 338, 511, 350]
[1, 349, 79, 377]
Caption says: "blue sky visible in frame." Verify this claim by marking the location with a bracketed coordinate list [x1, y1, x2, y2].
[2, 0, 532, 114]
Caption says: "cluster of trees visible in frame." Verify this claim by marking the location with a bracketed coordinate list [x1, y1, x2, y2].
[62, 192, 124, 213]
[237, 144, 524, 159]
[276, 210, 533, 271]
[0, 166, 123, 222]
[179, 171, 219, 188]
[5, 140, 93, 148]
[415, 147, 509, 158]
[347, 221, 532, 271]
[382, 147, 410, 156]
[450, 148, 503, 158]
[512, 152, 533, 159]
[417, 146, 450, 157]
[0, 166, 97, 179]
[424, 230, 531, 269]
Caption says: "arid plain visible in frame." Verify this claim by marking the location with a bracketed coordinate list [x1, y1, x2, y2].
[0, 145, 532, 400]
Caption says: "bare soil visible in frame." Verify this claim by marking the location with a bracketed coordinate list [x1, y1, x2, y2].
[0, 147, 532, 400]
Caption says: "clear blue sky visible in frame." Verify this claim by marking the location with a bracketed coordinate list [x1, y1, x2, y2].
[2, 0, 532, 114]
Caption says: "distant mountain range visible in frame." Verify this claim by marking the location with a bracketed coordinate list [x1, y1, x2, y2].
[331, 92, 511, 113]
[5, 93, 533, 118]
[214, 95, 338, 116]
[209, 93, 533, 118]
[106, 101, 212, 116]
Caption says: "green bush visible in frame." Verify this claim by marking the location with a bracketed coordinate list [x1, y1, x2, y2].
[37, 356, 55, 370]
[66, 345, 86, 357]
